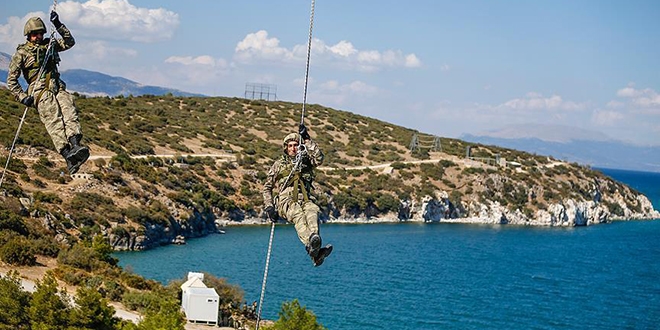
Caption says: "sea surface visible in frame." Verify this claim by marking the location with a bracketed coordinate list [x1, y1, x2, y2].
[117, 168, 660, 329]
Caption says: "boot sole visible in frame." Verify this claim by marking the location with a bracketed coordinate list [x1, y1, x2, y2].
[308, 234, 321, 258]
[69, 146, 90, 164]
[314, 244, 333, 267]
[67, 147, 90, 175]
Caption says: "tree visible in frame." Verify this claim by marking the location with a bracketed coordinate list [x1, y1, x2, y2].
[29, 272, 71, 329]
[0, 270, 31, 328]
[265, 299, 327, 330]
[133, 298, 185, 330]
[92, 234, 119, 265]
[69, 286, 118, 330]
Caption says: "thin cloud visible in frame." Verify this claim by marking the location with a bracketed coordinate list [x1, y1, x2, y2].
[56, 0, 179, 42]
[63, 40, 137, 70]
[319, 80, 379, 95]
[165, 55, 228, 68]
[498, 92, 587, 111]
[308, 79, 380, 107]
[616, 85, 660, 109]
[234, 30, 421, 72]
[591, 109, 624, 127]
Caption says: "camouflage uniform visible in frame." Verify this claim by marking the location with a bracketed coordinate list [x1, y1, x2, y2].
[7, 16, 88, 173]
[262, 133, 324, 247]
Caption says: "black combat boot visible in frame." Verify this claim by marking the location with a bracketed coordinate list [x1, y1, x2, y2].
[60, 145, 78, 174]
[306, 233, 322, 259]
[67, 134, 89, 171]
[313, 244, 333, 267]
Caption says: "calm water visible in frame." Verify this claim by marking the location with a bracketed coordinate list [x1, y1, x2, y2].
[118, 169, 660, 329]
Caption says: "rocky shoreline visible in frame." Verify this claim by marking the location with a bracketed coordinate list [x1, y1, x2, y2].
[107, 192, 660, 251]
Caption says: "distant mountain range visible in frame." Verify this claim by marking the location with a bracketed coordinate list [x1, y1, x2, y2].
[461, 124, 660, 173]
[0, 51, 202, 97]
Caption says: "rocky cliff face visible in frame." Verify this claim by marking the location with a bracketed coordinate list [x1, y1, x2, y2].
[108, 208, 223, 251]
[389, 188, 659, 227]
[21, 181, 659, 252]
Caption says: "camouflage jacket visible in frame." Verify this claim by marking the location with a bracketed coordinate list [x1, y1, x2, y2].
[7, 25, 75, 102]
[262, 139, 324, 207]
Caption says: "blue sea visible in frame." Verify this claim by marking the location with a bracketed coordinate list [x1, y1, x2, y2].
[118, 168, 660, 329]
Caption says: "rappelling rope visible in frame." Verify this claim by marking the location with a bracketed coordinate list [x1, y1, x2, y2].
[255, 221, 275, 330]
[300, 0, 315, 128]
[255, 1, 316, 329]
[1, 2, 59, 190]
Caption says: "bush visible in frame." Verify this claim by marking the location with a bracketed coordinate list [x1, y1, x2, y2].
[121, 291, 161, 312]
[0, 210, 29, 236]
[57, 242, 98, 271]
[264, 299, 327, 330]
[31, 237, 61, 257]
[103, 280, 126, 302]
[0, 237, 36, 266]
[375, 193, 399, 213]
[34, 191, 63, 204]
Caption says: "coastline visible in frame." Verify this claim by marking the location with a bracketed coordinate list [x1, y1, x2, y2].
[217, 215, 660, 228]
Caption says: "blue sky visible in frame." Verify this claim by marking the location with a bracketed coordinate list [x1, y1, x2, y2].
[2, 0, 659, 146]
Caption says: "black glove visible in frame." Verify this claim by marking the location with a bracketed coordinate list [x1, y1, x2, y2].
[264, 205, 278, 221]
[299, 124, 311, 140]
[50, 11, 62, 28]
[21, 96, 34, 107]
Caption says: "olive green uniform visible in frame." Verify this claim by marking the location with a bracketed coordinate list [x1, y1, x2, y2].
[7, 24, 81, 153]
[262, 138, 324, 247]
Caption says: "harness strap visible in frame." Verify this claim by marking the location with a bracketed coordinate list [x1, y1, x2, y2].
[34, 72, 51, 105]
[291, 173, 310, 203]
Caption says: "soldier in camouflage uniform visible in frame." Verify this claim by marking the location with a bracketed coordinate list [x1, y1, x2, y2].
[7, 12, 89, 174]
[262, 124, 333, 266]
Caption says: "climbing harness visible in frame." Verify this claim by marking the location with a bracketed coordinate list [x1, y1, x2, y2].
[255, 1, 316, 329]
[0, 4, 59, 190]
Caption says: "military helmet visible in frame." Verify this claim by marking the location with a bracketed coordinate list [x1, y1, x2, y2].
[24, 17, 47, 36]
[283, 133, 301, 146]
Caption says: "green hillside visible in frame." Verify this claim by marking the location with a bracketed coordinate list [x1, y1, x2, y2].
[1, 86, 657, 253]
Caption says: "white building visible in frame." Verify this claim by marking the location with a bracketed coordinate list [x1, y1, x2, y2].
[181, 272, 220, 324]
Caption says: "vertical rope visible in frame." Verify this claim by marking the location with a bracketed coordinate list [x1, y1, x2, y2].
[0, 108, 29, 189]
[255, 222, 276, 330]
[300, 0, 315, 126]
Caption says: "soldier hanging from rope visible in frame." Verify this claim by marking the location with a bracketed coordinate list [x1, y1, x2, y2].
[262, 124, 333, 267]
[6, 11, 90, 174]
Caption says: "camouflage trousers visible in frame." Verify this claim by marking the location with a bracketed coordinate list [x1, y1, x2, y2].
[277, 197, 320, 247]
[35, 89, 82, 153]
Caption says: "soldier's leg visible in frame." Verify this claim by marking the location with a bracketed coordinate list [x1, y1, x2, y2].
[36, 91, 69, 153]
[55, 90, 88, 172]
[56, 90, 82, 138]
[301, 201, 320, 235]
[302, 201, 332, 266]
[279, 199, 314, 247]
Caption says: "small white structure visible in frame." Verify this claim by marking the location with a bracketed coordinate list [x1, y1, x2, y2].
[181, 272, 219, 324]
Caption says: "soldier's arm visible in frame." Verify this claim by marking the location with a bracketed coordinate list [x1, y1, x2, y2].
[305, 139, 324, 167]
[54, 25, 75, 51]
[6, 52, 28, 102]
[262, 161, 280, 207]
